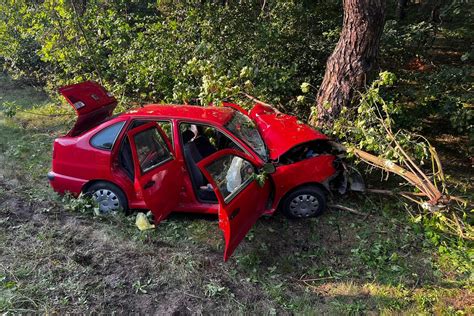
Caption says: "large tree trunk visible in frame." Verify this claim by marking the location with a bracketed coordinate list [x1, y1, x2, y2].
[312, 0, 386, 128]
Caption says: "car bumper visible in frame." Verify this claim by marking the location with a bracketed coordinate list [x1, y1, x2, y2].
[47, 171, 86, 195]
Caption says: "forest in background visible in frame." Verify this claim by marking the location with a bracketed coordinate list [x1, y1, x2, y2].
[0, 1, 470, 123]
[0, 0, 473, 313]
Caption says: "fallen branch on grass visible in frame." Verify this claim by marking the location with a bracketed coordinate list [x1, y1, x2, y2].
[366, 188, 427, 197]
[328, 204, 368, 217]
[292, 276, 336, 283]
[351, 148, 443, 207]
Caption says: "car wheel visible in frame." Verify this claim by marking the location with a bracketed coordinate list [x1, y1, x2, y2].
[281, 186, 327, 219]
[85, 182, 128, 215]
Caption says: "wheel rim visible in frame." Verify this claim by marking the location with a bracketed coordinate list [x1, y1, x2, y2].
[92, 189, 120, 214]
[289, 194, 319, 218]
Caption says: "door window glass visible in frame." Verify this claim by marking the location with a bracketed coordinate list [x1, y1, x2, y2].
[130, 120, 173, 147]
[204, 154, 255, 203]
[133, 127, 171, 173]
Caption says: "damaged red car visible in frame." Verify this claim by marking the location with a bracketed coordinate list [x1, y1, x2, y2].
[48, 81, 355, 260]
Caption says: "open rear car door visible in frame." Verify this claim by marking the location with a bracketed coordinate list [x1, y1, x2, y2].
[59, 81, 117, 136]
[197, 149, 271, 261]
[128, 122, 183, 224]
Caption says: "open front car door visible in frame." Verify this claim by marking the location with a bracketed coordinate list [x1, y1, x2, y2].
[197, 149, 271, 261]
[128, 122, 182, 224]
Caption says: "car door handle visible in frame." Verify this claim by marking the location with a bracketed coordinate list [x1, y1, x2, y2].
[230, 208, 240, 220]
[144, 180, 155, 189]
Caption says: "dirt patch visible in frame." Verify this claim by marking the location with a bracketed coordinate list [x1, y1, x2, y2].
[443, 290, 474, 312]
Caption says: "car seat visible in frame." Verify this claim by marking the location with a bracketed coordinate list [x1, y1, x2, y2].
[182, 130, 217, 202]
[193, 135, 217, 158]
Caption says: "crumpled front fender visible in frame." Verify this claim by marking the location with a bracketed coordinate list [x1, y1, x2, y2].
[323, 144, 366, 195]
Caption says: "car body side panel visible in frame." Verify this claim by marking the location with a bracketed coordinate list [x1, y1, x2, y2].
[269, 155, 337, 212]
[51, 137, 110, 188]
[49, 117, 143, 208]
[48, 171, 87, 196]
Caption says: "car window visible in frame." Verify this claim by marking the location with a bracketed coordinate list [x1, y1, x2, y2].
[157, 121, 173, 145]
[224, 111, 268, 161]
[204, 154, 255, 204]
[179, 122, 243, 159]
[130, 120, 173, 147]
[133, 127, 171, 173]
[90, 121, 126, 150]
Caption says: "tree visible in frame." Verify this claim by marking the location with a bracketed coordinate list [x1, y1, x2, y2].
[311, 0, 386, 128]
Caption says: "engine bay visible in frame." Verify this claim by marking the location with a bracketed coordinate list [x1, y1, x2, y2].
[277, 140, 343, 165]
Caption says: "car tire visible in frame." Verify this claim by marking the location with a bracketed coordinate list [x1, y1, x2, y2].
[85, 182, 128, 215]
[281, 185, 327, 219]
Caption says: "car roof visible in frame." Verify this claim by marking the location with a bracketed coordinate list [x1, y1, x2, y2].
[122, 104, 235, 126]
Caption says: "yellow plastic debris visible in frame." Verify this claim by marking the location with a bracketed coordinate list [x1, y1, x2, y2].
[135, 212, 155, 231]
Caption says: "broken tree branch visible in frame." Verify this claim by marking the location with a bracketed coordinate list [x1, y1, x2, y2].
[366, 188, 427, 197]
[329, 204, 367, 217]
[351, 148, 442, 204]
[240, 93, 282, 113]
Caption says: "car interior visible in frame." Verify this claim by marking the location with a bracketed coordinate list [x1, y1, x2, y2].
[179, 122, 242, 203]
[118, 120, 172, 182]
[116, 119, 244, 204]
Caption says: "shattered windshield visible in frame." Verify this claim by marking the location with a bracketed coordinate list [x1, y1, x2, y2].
[225, 111, 268, 161]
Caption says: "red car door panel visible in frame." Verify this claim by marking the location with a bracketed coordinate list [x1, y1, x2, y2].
[128, 122, 182, 224]
[197, 149, 271, 261]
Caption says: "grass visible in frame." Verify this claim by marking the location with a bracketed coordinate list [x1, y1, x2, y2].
[0, 71, 472, 314]
[0, 76, 473, 314]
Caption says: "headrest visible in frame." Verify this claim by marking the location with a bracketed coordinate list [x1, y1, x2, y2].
[182, 130, 195, 144]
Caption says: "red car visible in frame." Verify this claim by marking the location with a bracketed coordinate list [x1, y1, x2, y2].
[48, 81, 349, 260]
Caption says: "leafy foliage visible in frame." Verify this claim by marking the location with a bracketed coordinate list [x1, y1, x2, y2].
[0, 0, 341, 116]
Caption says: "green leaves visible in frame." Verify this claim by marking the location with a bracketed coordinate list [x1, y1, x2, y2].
[332, 71, 430, 165]
[300, 82, 311, 94]
[378, 71, 397, 87]
[0, 1, 341, 114]
[252, 172, 268, 188]
[0, 101, 19, 118]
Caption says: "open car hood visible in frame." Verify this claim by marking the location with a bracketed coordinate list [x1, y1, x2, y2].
[248, 103, 328, 160]
[59, 81, 117, 136]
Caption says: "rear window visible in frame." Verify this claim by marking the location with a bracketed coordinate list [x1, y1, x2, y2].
[90, 121, 126, 150]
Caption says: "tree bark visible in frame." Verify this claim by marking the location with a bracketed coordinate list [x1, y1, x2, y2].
[312, 0, 386, 128]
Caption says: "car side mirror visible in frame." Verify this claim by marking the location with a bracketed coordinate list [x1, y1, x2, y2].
[261, 163, 276, 174]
